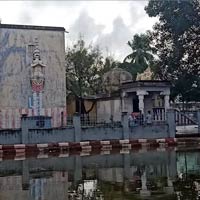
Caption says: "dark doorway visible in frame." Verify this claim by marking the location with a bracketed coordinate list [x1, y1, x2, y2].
[133, 97, 139, 112]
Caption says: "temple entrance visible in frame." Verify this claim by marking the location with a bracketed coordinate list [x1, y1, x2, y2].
[133, 97, 139, 112]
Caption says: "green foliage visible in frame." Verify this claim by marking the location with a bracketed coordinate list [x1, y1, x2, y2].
[66, 39, 116, 98]
[66, 38, 117, 114]
[145, 0, 200, 102]
[121, 33, 155, 80]
[66, 39, 102, 97]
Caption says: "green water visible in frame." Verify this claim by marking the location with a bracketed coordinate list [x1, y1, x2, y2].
[0, 148, 200, 200]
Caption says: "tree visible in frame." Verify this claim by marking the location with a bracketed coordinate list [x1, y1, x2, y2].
[122, 33, 155, 80]
[66, 39, 115, 114]
[145, 0, 200, 104]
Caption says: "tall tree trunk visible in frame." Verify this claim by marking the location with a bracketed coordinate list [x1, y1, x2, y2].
[79, 98, 82, 115]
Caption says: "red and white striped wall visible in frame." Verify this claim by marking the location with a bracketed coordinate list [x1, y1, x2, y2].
[0, 107, 67, 129]
[0, 138, 199, 161]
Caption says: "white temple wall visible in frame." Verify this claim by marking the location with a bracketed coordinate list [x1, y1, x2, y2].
[0, 25, 66, 128]
[0, 25, 66, 110]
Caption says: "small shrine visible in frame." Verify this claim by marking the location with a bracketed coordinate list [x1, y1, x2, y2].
[102, 67, 132, 93]
[96, 66, 170, 123]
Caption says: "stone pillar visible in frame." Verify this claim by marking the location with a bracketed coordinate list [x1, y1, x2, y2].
[138, 95, 144, 114]
[164, 95, 170, 110]
[166, 109, 176, 138]
[21, 115, 29, 144]
[160, 90, 170, 112]
[197, 110, 200, 134]
[73, 113, 81, 142]
[121, 92, 128, 112]
[136, 90, 149, 114]
[121, 112, 129, 139]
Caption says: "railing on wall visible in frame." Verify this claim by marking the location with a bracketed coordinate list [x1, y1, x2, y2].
[175, 109, 197, 126]
[66, 115, 73, 127]
[153, 108, 165, 122]
[80, 114, 122, 128]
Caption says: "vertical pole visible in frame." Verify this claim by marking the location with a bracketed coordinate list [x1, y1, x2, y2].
[124, 154, 130, 179]
[166, 109, 176, 138]
[21, 115, 29, 144]
[74, 156, 82, 182]
[121, 112, 129, 139]
[22, 160, 30, 190]
[197, 110, 200, 134]
[73, 113, 81, 142]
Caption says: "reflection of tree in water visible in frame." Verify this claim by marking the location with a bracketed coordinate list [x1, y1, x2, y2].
[68, 179, 104, 200]
[67, 164, 197, 200]
[174, 173, 200, 200]
[68, 178, 177, 200]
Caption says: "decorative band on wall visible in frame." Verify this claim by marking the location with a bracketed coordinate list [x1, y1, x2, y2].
[0, 107, 67, 129]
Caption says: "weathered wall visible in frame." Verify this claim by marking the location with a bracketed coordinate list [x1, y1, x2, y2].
[97, 100, 112, 122]
[0, 129, 21, 144]
[0, 111, 176, 144]
[28, 128, 74, 144]
[0, 124, 169, 144]
[97, 98, 122, 122]
[0, 25, 66, 129]
[129, 124, 169, 139]
[0, 26, 66, 109]
[81, 127, 123, 141]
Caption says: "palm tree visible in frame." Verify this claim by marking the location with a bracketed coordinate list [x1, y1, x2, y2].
[123, 33, 155, 76]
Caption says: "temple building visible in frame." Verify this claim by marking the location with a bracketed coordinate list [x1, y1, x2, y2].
[67, 66, 171, 123]
[97, 67, 170, 121]
[97, 66, 170, 122]
[0, 24, 66, 129]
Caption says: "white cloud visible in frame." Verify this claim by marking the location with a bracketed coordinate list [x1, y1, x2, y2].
[0, 1, 157, 61]
[96, 16, 133, 59]
[69, 10, 105, 42]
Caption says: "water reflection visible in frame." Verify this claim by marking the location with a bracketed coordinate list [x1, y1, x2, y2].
[0, 149, 200, 199]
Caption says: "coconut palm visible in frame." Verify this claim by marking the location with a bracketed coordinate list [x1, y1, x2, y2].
[123, 33, 155, 76]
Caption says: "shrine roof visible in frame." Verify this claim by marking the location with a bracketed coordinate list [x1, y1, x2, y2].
[120, 80, 171, 89]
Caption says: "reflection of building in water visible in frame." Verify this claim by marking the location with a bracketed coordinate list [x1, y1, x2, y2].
[176, 151, 200, 175]
[98, 168, 124, 183]
[97, 164, 174, 198]
[30, 172, 68, 200]
[0, 176, 29, 199]
[0, 150, 178, 199]
[0, 172, 68, 200]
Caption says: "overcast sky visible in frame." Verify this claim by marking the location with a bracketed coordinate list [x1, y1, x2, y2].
[0, 1, 157, 61]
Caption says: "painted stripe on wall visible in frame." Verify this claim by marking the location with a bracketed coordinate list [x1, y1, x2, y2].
[0, 107, 67, 129]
